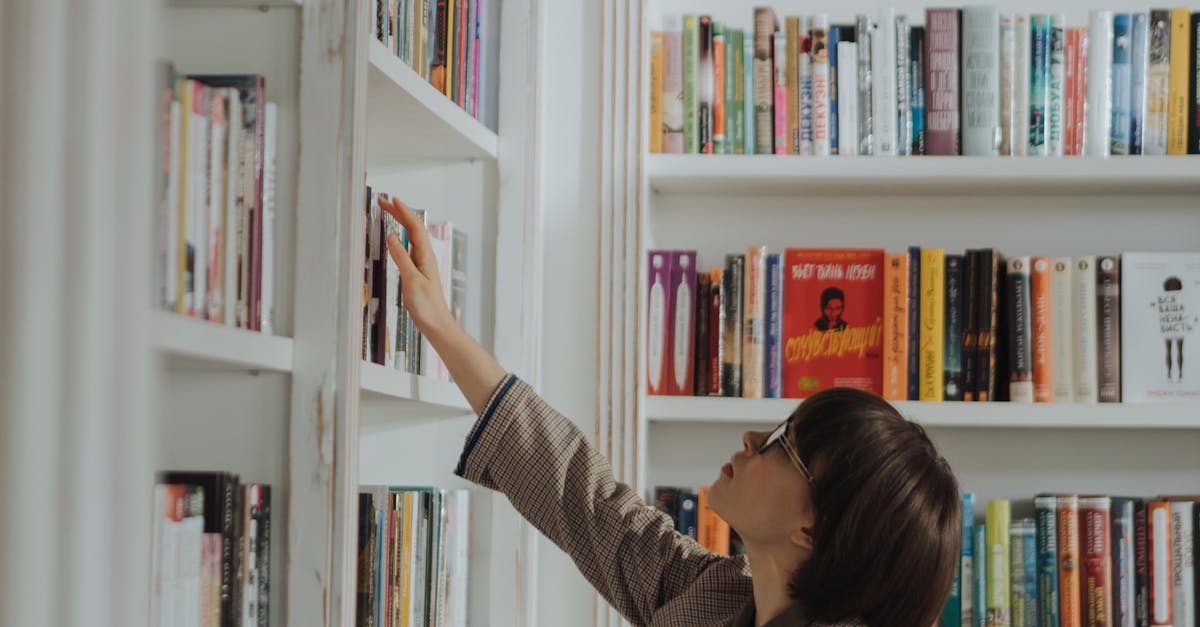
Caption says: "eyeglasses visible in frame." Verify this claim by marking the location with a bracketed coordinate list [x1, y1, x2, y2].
[757, 421, 815, 486]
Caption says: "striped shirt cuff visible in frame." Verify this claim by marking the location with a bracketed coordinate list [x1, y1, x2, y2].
[454, 373, 519, 478]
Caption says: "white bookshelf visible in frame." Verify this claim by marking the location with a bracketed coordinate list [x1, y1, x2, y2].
[648, 155, 1200, 196]
[359, 361, 473, 415]
[170, 0, 301, 6]
[366, 40, 499, 164]
[646, 396, 1200, 429]
[152, 311, 295, 372]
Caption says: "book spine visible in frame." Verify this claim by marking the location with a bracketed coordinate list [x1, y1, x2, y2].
[1135, 500, 1150, 627]
[1096, 256, 1121, 403]
[1082, 497, 1115, 627]
[742, 247, 766, 399]
[1168, 9, 1191, 154]
[1006, 257, 1034, 403]
[1131, 13, 1150, 155]
[895, 15, 912, 157]
[988, 500, 1013, 627]
[978, 522, 990, 627]
[944, 254, 965, 401]
[828, 26, 841, 155]
[872, 8, 897, 156]
[1147, 11, 1172, 155]
[1072, 256, 1099, 403]
[765, 253, 783, 398]
[907, 246, 922, 400]
[1030, 15, 1051, 156]
[1049, 15, 1067, 156]
[838, 41, 859, 155]
[724, 26, 736, 155]
[799, 30, 814, 155]
[663, 18, 684, 154]
[1170, 502, 1194, 627]
[694, 273, 710, 396]
[911, 26, 927, 155]
[754, 9, 776, 154]
[1036, 496, 1062, 627]
[683, 15, 699, 154]
[812, 16, 831, 156]
[744, 31, 755, 154]
[945, 519, 964, 627]
[963, 6, 1001, 156]
[1013, 519, 1038, 627]
[786, 17, 801, 154]
[1061, 495, 1084, 627]
[1074, 27, 1090, 155]
[883, 252, 909, 401]
[920, 248, 946, 402]
[963, 494, 976, 627]
[722, 256, 743, 397]
[976, 249, 999, 402]
[857, 14, 874, 155]
[1113, 498, 1137, 627]
[1013, 16, 1031, 156]
[1087, 11, 1115, 156]
[1030, 257, 1053, 402]
[1064, 26, 1078, 155]
[669, 251, 698, 396]
[260, 102, 276, 334]
[646, 251, 671, 395]
[1112, 14, 1134, 155]
[773, 31, 788, 154]
[925, 9, 961, 155]
[699, 16, 714, 154]
[1190, 13, 1200, 154]
[733, 29, 745, 154]
[963, 251, 980, 401]
[1149, 501, 1173, 626]
[650, 31, 663, 154]
[1049, 257, 1074, 402]
[713, 22, 726, 154]
[1000, 16, 1016, 155]
[707, 268, 724, 396]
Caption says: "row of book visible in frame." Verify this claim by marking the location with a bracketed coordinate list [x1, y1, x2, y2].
[652, 486, 743, 557]
[938, 494, 1199, 627]
[157, 66, 279, 334]
[374, 0, 496, 124]
[355, 486, 470, 627]
[648, 7, 1200, 157]
[151, 472, 272, 627]
[647, 249, 1200, 403]
[363, 188, 466, 380]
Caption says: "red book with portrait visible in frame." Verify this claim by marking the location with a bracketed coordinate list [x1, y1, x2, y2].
[782, 248, 885, 397]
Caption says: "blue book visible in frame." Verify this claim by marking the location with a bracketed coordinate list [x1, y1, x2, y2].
[1111, 13, 1133, 154]
[828, 26, 841, 155]
[743, 35, 755, 154]
[1020, 519, 1038, 627]
[1129, 13, 1149, 154]
[1034, 495, 1061, 627]
[1111, 498, 1137, 627]
[975, 523, 988, 627]
[959, 494, 975, 627]
[765, 253, 783, 398]
[1030, 15, 1051, 154]
[910, 26, 926, 154]
[906, 247, 921, 401]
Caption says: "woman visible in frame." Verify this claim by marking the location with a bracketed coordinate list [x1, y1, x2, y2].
[381, 197, 961, 627]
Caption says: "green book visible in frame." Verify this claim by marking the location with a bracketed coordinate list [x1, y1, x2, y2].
[683, 15, 699, 154]
[733, 29, 745, 154]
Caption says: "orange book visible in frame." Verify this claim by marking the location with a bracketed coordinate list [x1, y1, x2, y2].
[713, 25, 726, 153]
[697, 487, 730, 555]
[1058, 494, 1083, 627]
[650, 32, 664, 154]
[883, 253, 909, 400]
[1030, 257, 1053, 402]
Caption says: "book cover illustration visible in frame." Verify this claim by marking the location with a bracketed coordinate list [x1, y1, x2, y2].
[782, 248, 884, 397]
[1121, 253, 1200, 402]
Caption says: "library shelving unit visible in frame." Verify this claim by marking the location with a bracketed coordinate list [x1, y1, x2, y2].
[150, 0, 546, 626]
[593, 6, 1200, 611]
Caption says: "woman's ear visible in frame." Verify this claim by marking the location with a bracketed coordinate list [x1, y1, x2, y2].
[790, 525, 814, 553]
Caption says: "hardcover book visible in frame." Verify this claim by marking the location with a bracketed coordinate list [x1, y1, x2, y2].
[1120, 253, 1200, 402]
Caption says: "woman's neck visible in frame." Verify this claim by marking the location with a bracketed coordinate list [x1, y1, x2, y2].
[744, 543, 801, 627]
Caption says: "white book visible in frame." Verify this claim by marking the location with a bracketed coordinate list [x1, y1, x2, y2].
[1172, 501, 1195, 627]
[1014, 15, 1031, 157]
[165, 99, 181, 309]
[150, 485, 167, 627]
[190, 96, 209, 319]
[1086, 11, 1114, 157]
[856, 14, 874, 155]
[871, 8, 897, 156]
[999, 16, 1016, 155]
[1151, 503, 1173, 626]
[1072, 256, 1099, 403]
[443, 489, 470, 627]
[811, 14, 831, 156]
[962, 6, 1001, 156]
[1145, 11, 1171, 155]
[1050, 257, 1074, 402]
[1120, 252, 1200, 402]
[838, 41, 860, 156]
[260, 102, 277, 335]
[894, 15, 911, 156]
[798, 17, 813, 156]
[1048, 15, 1067, 156]
[206, 91, 227, 323]
[222, 89, 241, 327]
[383, 207, 401, 369]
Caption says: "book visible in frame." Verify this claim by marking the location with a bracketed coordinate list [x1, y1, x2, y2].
[787, 17, 802, 154]
[962, 494, 976, 627]
[1049, 15, 1068, 156]
[799, 29, 813, 155]
[857, 14, 874, 155]
[945, 254, 965, 401]
[1082, 497, 1115, 627]
[1120, 253, 1200, 402]
[742, 247, 766, 399]
[1131, 13, 1151, 154]
[722, 256, 744, 397]
[694, 273, 711, 395]
[829, 25, 842, 155]
[872, 8, 898, 156]
[1086, 11, 1115, 156]
[925, 8, 961, 155]
[781, 249, 884, 397]
[1013, 518, 1038, 627]
[895, 15, 912, 157]
[1035, 496, 1061, 627]
[1030, 15, 1051, 156]
[1147, 10, 1173, 155]
[1073, 257, 1099, 403]
[1168, 9, 1191, 154]
[837, 41, 860, 155]
[754, 8, 777, 154]
[1030, 258, 1053, 403]
[1060, 495, 1083, 627]
[683, 15, 699, 153]
[646, 251, 672, 395]
[1014, 16, 1031, 156]
[911, 25, 927, 154]
[1006, 257, 1034, 404]
[988, 500, 1012, 627]
[976, 249, 1001, 402]
[1097, 256, 1122, 403]
[920, 248, 946, 402]
[699, 16, 714, 154]
[963, 251, 980, 401]
[962, 6, 1001, 156]
[1113, 14, 1134, 155]
[650, 31, 663, 153]
[978, 522, 990, 627]
[883, 252, 909, 401]
[1149, 500, 1173, 627]
[765, 253, 783, 398]
[908, 247, 923, 400]
[708, 268, 725, 396]
[773, 30, 788, 154]
[1113, 498, 1138, 627]
[811, 15, 831, 156]
[1170, 501, 1195, 626]
[713, 21, 726, 154]
[669, 251, 698, 396]
[1050, 258, 1074, 403]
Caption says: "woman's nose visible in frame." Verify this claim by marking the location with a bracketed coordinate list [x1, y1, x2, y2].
[741, 430, 757, 452]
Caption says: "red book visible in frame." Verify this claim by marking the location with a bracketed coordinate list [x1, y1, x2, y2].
[1081, 496, 1114, 627]
[782, 249, 885, 397]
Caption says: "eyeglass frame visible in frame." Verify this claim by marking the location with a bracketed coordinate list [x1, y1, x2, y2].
[757, 420, 815, 486]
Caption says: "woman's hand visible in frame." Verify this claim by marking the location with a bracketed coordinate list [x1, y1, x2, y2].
[380, 195, 455, 336]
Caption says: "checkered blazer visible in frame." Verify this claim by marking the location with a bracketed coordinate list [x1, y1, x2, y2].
[454, 375, 865, 627]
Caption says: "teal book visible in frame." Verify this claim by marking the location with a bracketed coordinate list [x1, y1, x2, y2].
[1034, 495, 1060, 627]
[975, 523, 988, 627]
[1029, 15, 1051, 154]
[961, 493, 976, 627]
[742, 32, 755, 154]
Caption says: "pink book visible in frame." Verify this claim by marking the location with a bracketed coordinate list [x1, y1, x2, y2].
[773, 31, 788, 154]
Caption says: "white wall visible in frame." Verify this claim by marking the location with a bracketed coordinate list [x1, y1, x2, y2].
[536, 0, 605, 623]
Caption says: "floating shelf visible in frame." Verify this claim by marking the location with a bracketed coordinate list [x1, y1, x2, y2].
[360, 361, 474, 418]
[645, 395, 1200, 429]
[151, 311, 294, 372]
[366, 41, 498, 164]
[646, 154, 1200, 197]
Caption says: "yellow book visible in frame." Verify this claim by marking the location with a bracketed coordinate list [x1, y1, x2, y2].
[445, 0, 456, 99]
[650, 32, 664, 153]
[176, 78, 191, 315]
[919, 248, 945, 402]
[399, 491, 414, 626]
[986, 500, 1012, 627]
[883, 253, 909, 401]
[1167, 7, 1191, 154]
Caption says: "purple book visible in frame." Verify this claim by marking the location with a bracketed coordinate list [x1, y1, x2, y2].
[668, 251, 698, 395]
[923, 9, 961, 155]
[647, 251, 674, 395]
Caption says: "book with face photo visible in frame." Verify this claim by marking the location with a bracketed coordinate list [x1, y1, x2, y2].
[1120, 252, 1200, 402]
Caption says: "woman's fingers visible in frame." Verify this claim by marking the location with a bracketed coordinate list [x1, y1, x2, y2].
[379, 196, 433, 267]
[386, 231, 420, 285]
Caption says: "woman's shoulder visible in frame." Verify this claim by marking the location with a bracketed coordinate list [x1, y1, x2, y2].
[647, 554, 753, 626]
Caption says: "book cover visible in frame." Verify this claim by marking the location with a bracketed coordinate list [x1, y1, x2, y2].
[1050, 258, 1075, 403]
[1120, 253, 1200, 402]
[754, 8, 777, 154]
[708, 268, 725, 396]
[782, 249, 885, 398]
[883, 252, 909, 401]
[1006, 257, 1034, 403]
[1113, 497, 1138, 627]
[1168, 9, 1191, 154]
[987, 500, 1012, 627]
[1049, 15, 1068, 155]
[925, 8, 962, 155]
[1131, 13, 1150, 154]
[1149, 500, 1173, 626]
[945, 254, 965, 401]
[694, 272, 711, 396]
[646, 250, 672, 395]
[1073, 256, 1099, 403]
[1060, 495, 1083, 627]
[1097, 256, 1122, 403]
[920, 248, 946, 402]
[742, 247, 766, 399]
[1113, 14, 1134, 155]
[1035, 496, 1061, 627]
[765, 253, 783, 398]
[1147, 10, 1173, 155]
[1031, 258, 1053, 403]
[812, 15, 831, 156]
[963, 494, 976, 627]
[669, 251, 698, 396]
[1030, 15, 1051, 155]
[722, 256, 744, 397]
[1087, 11, 1115, 156]
[1082, 497, 1115, 627]
[963, 6, 1002, 156]
[683, 15, 699, 153]
[856, 14, 874, 155]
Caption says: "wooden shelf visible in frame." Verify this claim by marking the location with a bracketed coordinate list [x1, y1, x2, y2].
[645, 395, 1200, 429]
[366, 41, 498, 164]
[646, 154, 1200, 197]
[151, 311, 294, 372]
[360, 361, 474, 417]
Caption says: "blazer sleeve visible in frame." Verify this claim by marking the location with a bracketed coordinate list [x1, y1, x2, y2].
[454, 374, 746, 625]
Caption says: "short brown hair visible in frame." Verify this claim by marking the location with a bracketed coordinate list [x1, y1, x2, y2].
[785, 388, 961, 627]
